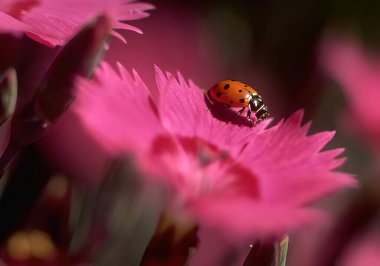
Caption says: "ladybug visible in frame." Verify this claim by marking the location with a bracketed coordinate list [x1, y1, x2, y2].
[207, 80, 269, 123]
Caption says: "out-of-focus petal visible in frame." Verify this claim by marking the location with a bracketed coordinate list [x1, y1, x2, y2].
[75, 62, 163, 156]
[191, 197, 326, 240]
[0, 0, 154, 46]
[0, 12, 26, 33]
[320, 35, 380, 142]
[338, 233, 380, 266]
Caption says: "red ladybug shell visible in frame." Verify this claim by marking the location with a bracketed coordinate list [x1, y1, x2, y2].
[207, 79, 270, 123]
[207, 80, 258, 107]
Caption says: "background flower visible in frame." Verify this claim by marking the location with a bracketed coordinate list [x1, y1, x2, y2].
[0, 0, 154, 46]
[337, 232, 380, 266]
[320, 35, 380, 148]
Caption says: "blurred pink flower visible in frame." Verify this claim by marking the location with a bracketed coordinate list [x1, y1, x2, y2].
[337, 233, 380, 266]
[320, 35, 380, 146]
[0, 0, 154, 46]
[75, 62, 356, 242]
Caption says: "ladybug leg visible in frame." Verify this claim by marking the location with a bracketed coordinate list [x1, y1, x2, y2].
[246, 109, 253, 123]
[236, 107, 246, 116]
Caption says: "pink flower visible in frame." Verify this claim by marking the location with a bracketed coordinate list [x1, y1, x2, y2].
[75, 62, 356, 243]
[0, 0, 154, 46]
[319, 35, 380, 146]
[337, 233, 380, 266]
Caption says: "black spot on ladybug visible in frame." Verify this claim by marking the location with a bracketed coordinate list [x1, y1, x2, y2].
[217, 92, 222, 97]
[239, 99, 245, 103]
[238, 90, 243, 93]
[244, 84, 248, 87]
[224, 84, 230, 90]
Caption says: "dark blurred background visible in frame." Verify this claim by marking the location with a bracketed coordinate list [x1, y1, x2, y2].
[111, 0, 380, 114]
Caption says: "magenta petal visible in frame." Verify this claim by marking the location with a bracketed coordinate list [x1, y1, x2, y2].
[110, 3, 154, 23]
[191, 197, 326, 240]
[338, 233, 380, 266]
[0, 0, 154, 46]
[110, 30, 127, 44]
[0, 12, 26, 33]
[154, 66, 266, 155]
[320, 36, 380, 139]
[113, 21, 143, 34]
[238, 110, 357, 206]
[75, 62, 162, 156]
[154, 65, 211, 135]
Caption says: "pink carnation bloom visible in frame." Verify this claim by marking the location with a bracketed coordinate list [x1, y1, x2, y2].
[75, 62, 356, 243]
[0, 0, 154, 46]
[319, 35, 380, 145]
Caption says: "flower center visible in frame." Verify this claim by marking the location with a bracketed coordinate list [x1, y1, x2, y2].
[150, 135, 260, 201]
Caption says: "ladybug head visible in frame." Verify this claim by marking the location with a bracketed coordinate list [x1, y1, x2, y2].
[249, 95, 269, 121]
[256, 105, 270, 120]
